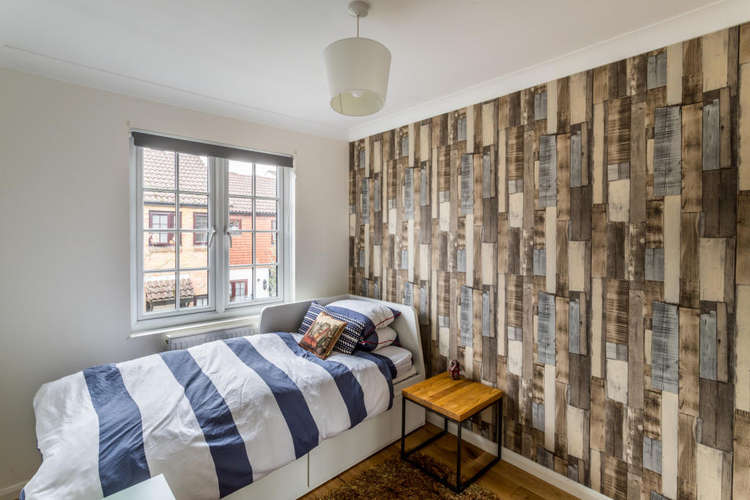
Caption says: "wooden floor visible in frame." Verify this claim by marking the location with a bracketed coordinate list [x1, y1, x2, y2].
[301, 424, 578, 499]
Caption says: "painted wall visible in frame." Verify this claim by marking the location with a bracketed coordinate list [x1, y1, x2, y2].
[349, 24, 750, 499]
[0, 68, 349, 493]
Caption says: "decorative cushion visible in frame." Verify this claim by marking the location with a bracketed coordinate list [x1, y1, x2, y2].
[297, 302, 360, 354]
[359, 325, 398, 351]
[326, 299, 400, 329]
[297, 300, 400, 354]
[298, 311, 347, 359]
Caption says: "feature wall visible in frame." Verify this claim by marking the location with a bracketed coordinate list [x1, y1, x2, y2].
[348, 24, 750, 499]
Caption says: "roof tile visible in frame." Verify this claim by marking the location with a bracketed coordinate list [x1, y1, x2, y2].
[143, 147, 277, 215]
[144, 277, 194, 304]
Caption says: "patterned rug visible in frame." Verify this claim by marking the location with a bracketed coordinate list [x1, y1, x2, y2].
[318, 453, 499, 499]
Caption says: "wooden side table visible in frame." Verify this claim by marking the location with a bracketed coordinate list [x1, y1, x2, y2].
[400, 372, 504, 493]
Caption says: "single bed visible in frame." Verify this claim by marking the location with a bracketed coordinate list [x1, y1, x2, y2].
[377, 344, 416, 383]
[22, 295, 425, 500]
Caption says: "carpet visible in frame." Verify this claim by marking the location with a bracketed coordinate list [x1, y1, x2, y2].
[317, 453, 499, 499]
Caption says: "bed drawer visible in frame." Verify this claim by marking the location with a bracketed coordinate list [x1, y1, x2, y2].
[308, 394, 425, 489]
[224, 454, 308, 500]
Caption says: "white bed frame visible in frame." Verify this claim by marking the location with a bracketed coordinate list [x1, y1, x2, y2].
[225, 294, 426, 500]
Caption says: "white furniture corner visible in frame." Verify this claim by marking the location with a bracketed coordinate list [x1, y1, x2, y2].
[104, 474, 175, 500]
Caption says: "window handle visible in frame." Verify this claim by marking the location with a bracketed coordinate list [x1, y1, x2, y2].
[225, 229, 233, 247]
[208, 227, 217, 247]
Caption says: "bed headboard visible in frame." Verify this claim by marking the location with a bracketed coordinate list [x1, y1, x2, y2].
[259, 294, 426, 378]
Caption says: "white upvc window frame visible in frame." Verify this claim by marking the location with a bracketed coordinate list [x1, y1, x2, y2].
[129, 136, 294, 333]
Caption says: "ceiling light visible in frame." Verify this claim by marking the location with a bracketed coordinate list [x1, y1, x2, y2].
[324, 1, 391, 116]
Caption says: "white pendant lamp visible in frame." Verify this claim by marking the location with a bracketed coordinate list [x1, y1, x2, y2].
[324, 1, 391, 116]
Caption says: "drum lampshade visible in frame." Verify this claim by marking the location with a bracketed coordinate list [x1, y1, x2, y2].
[324, 37, 391, 116]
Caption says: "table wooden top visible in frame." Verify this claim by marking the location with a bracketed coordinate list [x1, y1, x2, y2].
[402, 372, 503, 422]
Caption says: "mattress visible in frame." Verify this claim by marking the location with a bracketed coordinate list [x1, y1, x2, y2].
[287, 333, 415, 382]
[375, 344, 415, 383]
[290, 333, 415, 383]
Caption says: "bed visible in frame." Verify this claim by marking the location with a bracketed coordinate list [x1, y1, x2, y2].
[22, 295, 425, 500]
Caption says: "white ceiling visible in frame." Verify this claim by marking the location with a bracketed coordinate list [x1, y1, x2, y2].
[1, 0, 746, 140]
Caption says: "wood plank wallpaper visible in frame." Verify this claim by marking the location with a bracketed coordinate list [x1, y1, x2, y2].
[349, 24, 750, 499]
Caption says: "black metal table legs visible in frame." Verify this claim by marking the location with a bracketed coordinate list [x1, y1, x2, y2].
[400, 397, 503, 493]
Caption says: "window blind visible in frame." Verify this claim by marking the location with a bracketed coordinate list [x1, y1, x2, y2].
[132, 132, 293, 168]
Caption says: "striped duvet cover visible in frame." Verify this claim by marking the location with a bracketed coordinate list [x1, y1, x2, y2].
[22, 332, 396, 500]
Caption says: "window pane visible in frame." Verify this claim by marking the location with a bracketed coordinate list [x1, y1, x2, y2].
[193, 231, 211, 249]
[178, 153, 208, 193]
[229, 197, 253, 229]
[144, 232, 175, 270]
[149, 213, 175, 230]
[255, 164, 278, 198]
[228, 231, 252, 266]
[179, 194, 208, 228]
[144, 206, 176, 247]
[179, 270, 209, 310]
[228, 160, 253, 196]
[229, 268, 252, 304]
[144, 193, 176, 230]
[255, 232, 277, 265]
[229, 217, 243, 232]
[190, 231, 210, 253]
[255, 199, 277, 230]
[180, 234, 208, 268]
[193, 213, 209, 230]
[142, 149, 175, 190]
[144, 272, 176, 313]
[255, 266, 278, 299]
[191, 212, 209, 247]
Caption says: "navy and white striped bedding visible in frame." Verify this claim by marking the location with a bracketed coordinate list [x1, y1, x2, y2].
[22, 332, 396, 500]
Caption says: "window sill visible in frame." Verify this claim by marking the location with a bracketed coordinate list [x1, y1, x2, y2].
[130, 313, 261, 340]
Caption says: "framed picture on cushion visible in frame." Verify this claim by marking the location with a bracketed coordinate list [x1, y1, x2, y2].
[298, 311, 347, 359]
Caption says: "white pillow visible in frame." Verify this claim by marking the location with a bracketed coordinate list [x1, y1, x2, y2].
[325, 299, 398, 329]
[361, 326, 398, 350]
[325, 299, 400, 351]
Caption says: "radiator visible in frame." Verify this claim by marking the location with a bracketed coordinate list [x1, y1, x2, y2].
[163, 325, 258, 351]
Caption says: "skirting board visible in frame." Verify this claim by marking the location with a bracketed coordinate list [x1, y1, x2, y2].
[425, 412, 610, 500]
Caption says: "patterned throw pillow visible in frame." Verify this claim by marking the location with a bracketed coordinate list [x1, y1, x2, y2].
[298, 311, 347, 359]
[298, 300, 399, 354]
[298, 302, 360, 354]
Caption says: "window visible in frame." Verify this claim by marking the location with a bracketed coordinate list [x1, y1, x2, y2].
[227, 161, 282, 304]
[149, 211, 174, 245]
[132, 133, 293, 328]
[230, 279, 248, 300]
[193, 213, 208, 246]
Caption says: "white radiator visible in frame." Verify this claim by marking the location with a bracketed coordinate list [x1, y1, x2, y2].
[163, 324, 258, 351]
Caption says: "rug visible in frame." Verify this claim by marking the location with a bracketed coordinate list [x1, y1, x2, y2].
[318, 453, 499, 499]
